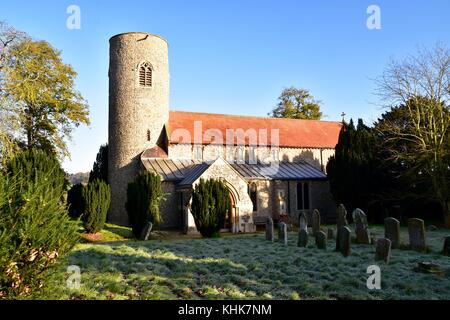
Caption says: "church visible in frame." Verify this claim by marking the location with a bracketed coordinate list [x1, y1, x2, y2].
[107, 32, 342, 233]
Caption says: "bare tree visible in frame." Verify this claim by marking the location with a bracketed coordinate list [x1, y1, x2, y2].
[375, 43, 450, 227]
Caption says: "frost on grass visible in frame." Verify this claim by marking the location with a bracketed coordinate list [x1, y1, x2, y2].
[36, 226, 450, 300]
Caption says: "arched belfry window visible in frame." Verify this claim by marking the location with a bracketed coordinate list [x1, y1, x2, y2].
[139, 62, 152, 87]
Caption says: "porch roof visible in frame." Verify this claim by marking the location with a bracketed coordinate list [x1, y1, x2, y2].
[141, 158, 327, 186]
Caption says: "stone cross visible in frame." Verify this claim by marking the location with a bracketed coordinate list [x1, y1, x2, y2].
[299, 211, 308, 232]
[353, 208, 371, 244]
[266, 217, 274, 241]
[408, 218, 426, 252]
[140, 221, 153, 241]
[384, 217, 400, 248]
[336, 204, 349, 229]
[336, 226, 351, 257]
[312, 209, 321, 235]
[315, 231, 327, 250]
[442, 236, 450, 256]
[278, 222, 287, 246]
[375, 238, 392, 264]
[298, 229, 308, 247]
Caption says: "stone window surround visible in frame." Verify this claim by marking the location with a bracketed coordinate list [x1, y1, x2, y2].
[137, 61, 153, 88]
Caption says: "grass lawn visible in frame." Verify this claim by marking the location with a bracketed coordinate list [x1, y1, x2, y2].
[35, 225, 450, 300]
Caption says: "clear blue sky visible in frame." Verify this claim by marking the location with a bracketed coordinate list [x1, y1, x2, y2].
[1, 0, 449, 173]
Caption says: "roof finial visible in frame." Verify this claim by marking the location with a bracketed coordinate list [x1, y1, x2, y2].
[340, 112, 346, 122]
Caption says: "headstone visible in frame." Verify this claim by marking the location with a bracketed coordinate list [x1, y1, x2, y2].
[336, 226, 351, 257]
[384, 217, 400, 249]
[442, 236, 450, 256]
[414, 262, 444, 276]
[140, 221, 153, 241]
[265, 217, 274, 241]
[327, 228, 334, 240]
[336, 204, 349, 229]
[408, 218, 426, 252]
[353, 208, 371, 244]
[278, 222, 287, 246]
[299, 212, 308, 231]
[298, 229, 308, 247]
[375, 238, 391, 264]
[312, 209, 321, 235]
[315, 231, 327, 249]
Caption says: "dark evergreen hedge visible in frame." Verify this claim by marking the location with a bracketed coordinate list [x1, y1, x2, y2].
[126, 171, 163, 238]
[67, 183, 84, 219]
[81, 179, 111, 233]
[190, 179, 230, 238]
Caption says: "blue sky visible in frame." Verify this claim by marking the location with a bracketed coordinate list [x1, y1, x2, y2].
[1, 0, 449, 173]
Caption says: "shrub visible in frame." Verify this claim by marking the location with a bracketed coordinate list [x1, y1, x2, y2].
[0, 149, 78, 299]
[126, 171, 163, 238]
[81, 179, 111, 234]
[67, 183, 84, 219]
[190, 179, 230, 238]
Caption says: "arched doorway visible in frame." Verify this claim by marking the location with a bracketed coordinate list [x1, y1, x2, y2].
[222, 190, 237, 231]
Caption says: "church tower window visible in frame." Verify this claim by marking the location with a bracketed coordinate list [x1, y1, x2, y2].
[139, 62, 152, 87]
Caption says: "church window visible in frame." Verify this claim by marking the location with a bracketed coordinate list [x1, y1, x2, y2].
[249, 182, 257, 212]
[236, 147, 244, 163]
[139, 62, 152, 87]
[296, 182, 310, 210]
[147, 130, 151, 141]
[194, 145, 202, 160]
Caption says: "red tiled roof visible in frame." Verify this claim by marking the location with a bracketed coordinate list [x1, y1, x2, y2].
[168, 111, 342, 149]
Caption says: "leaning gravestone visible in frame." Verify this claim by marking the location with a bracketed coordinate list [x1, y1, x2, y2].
[298, 229, 308, 247]
[279, 222, 287, 246]
[442, 236, 450, 256]
[408, 218, 426, 252]
[327, 228, 334, 240]
[315, 231, 327, 250]
[312, 209, 321, 235]
[375, 238, 392, 264]
[384, 217, 400, 249]
[336, 204, 349, 229]
[299, 212, 308, 231]
[336, 226, 351, 257]
[140, 221, 153, 241]
[266, 217, 274, 241]
[353, 208, 371, 244]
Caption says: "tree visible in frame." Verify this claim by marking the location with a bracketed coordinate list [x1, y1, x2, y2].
[67, 183, 84, 219]
[89, 144, 108, 183]
[0, 149, 78, 298]
[269, 87, 323, 120]
[326, 119, 381, 218]
[126, 171, 163, 238]
[190, 179, 231, 238]
[81, 179, 111, 234]
[375, 43, 450, 227]
[1, 37, 89, 158]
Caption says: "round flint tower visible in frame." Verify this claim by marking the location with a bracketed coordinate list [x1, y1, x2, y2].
[108, 32, 169, 225]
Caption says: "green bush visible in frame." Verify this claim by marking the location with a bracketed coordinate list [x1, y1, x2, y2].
[0, 149, 78, 299]
[81, 179, 111, 234]
[89, 144, 108, 183]
[67, 183, 84, 219]
[126, 171, 163, 238]
[190, 179, 230, 238]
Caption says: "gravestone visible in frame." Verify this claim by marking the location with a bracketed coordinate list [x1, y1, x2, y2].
[327, 228, 334, 240]
[442, 236, 450, 256]
[299, 212, 308, 231]
[312, 209, 321, 235]
[315, 231, 327, 250]
[140, 221, 153, 241]
[266, 217, 274, 241]
[278, 222, 287, 246]
[384, 217, 400, 249]
[408, 218, 426, 252]
[336, 226, 351, 257]
[298, 229, 308, 247]
[375, 238, 392, 264]
[336, 204, 349, 229]
[353, 208, 371, 244]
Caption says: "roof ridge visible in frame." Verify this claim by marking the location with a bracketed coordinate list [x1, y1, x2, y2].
[169, 109, 342, 124]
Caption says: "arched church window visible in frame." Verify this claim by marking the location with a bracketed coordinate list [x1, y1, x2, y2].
[139, 62, 152, 87]
[249, 182, 257, 212]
